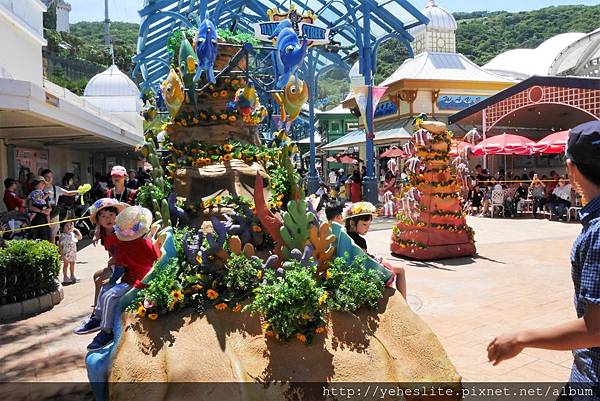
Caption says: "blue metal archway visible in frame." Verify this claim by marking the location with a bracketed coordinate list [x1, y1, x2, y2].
[134, 0, 428, 201]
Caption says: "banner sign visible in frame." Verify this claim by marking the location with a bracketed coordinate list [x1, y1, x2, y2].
[437, 95, 488, 110]
[374, 101, 397, 118]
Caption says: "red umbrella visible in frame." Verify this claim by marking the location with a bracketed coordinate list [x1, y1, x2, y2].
[449, 140, 472, 157]
[326, 156, 338, 162]
[533, 130, 569, 154]
[472, 133, 534, 156]
[380, 146, 404, 158]
[339, 155, 359, 164]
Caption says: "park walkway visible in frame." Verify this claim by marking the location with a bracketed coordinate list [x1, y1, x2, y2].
[0, 217, 582, 383]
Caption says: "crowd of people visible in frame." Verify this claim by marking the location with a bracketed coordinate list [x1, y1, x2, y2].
[465, 165, 578, 221]
[1, 165, 151, 285]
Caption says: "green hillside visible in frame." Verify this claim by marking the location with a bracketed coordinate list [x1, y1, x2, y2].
[46, 4, 599, 102]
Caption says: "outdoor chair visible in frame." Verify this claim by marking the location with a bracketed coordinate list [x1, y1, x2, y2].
[490, 189, 505, 218]
[567, 192, 583, 222]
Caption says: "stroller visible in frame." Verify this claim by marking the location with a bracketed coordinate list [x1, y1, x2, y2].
[0, 210, 30, 242]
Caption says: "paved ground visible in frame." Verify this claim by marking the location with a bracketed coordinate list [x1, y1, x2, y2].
[0, 216, 582, 384]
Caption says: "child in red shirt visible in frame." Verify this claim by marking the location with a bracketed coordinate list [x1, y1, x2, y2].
[83, 206, 160, 351]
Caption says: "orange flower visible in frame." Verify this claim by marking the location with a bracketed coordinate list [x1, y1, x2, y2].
[215, 303, 228, 311]
[207, 289, 219, 300]
[228, 115, 237, 122]
[223, 144, 234, 152]
[296, 333, 306, 343]
[220, 114, 228, 120]
[251, 224, 262, 233]
[136, 304, 146, 317]
[148, 313, 158, 320]
[210, 115, 217, 120]
[223, 153, 233, 161]
[315, 327, 326, 334]
[191, 284, 203, 292]
[220, 90, 228, 97]
[232, 304, 242, 313]
[212, 92, 219, 98]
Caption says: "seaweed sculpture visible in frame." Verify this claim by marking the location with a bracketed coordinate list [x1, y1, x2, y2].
[280, 200, 313, 259]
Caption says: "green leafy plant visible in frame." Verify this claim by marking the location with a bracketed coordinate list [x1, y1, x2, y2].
[323, 255, 385, 312]
[127, 258, 185, 319]
[246, 263, 326, 342]
[223, 254, 263, 301]
[216, 29, 260, 46]
[136, 182, 172, 211]
[0, 240, 60, 303]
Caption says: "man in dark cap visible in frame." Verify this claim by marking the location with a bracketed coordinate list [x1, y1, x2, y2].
[487, 120, 600, 400]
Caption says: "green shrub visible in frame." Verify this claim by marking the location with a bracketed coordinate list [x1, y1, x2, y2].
[323, 255, 385, 312]
[136, 182, 171, 210]
[223, 254, 263, 302]
[0, 240, 60, 303]
[126, 258, 184, 319]
[246, 263, 326, 342]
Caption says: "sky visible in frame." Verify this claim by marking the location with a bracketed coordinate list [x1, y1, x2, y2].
[68, 0, 599, 24]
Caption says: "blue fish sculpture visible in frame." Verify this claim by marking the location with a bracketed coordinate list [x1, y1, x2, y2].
[193, 16, 218, 84]
[272, 20, 307, 90]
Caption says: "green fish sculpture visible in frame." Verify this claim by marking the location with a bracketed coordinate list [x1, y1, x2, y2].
[178, 33, 199, 114]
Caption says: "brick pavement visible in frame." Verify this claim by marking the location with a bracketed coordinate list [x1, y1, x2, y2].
[0, 216, 583, 384]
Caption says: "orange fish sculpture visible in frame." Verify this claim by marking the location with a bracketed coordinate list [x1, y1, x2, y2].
[160, 68, 185, 118]
[272, 76, 308, 124]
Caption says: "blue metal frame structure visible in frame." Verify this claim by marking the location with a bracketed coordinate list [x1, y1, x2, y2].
[134, 0, 427, 201]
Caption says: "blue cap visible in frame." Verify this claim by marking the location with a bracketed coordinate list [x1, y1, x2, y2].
[566, 121, 600, 167]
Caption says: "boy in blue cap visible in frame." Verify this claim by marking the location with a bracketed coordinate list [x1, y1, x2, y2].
[488, 120, 600, 400]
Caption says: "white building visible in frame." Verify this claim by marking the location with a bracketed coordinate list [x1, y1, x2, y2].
[0, 0, 143, 209]
[484, 29, 600, 80]
[42, 0, 71, 32]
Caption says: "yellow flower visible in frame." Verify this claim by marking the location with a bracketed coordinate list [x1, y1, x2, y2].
[231, 79, 239, 85]
[210, 115, 217, 120]
[262, 323, 271, 333]
[207, 289, 219, 300]
[302, 313, 311, 320]
[136, 304, 146, 317]
[181, 119, 188, 126]
[257, 270, 263, 279]
[212, 92, 219, 98]
[276, 201, 283, 208]
[223, 153, 233, 161]
[220, 114, 228, 120]
[215, 302, 228, 311]
[192, 118, 199, 124]
[318, 292, 329, 305]
[296, 333, 307, 343]
[232, 303, 242, 313]
[220, 90, 228, 97]
[228, 115, 237, 122]
[223, 144, 234, 152]
[214, 196, 222, 204]
[192, 284, 203, 292]
[148, 313, 158, 320]
[251, 224, 262, 233]
[326, 270, 332, 279]
[315, 327, 326, 334]
[171, 289, 184, 301]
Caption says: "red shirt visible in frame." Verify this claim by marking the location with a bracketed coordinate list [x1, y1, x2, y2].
[103, 232, 119, 257]
[114, 237, 160, 286]
[3, 190, 25, 212]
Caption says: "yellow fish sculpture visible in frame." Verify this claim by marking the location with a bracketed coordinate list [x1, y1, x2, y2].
[272, 76, 308, 123]
[160, 68, 185, 118]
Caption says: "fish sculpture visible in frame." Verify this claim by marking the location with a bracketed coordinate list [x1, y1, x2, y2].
[193, 16, 218, 84]
[160, 68, 185, 118]
[271, 20, 307, 89]
[234, 85, 258, 117]
[178, 33, 199, 113]
[272, 76, 308, 124]
[142, 100, 156, 121]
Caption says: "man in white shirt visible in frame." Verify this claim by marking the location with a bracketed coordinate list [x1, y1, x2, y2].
[549, 178, 572, 221]
[41, 169, 78, 243]
[328, 169, 338, 188]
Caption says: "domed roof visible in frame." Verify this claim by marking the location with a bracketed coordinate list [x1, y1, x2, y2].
[84, 64, 140, 97]
[483, 32, 586, 80]
[411, 0, 457, 32]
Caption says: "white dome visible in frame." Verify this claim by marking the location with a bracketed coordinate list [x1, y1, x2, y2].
[410, 0, 457, 33]
[84, 64, 140, 97]
[484, 32, 587, 80]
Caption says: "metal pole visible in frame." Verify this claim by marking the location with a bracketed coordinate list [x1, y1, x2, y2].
[306, 50, 320, 194]
[362, 2, 378, 204]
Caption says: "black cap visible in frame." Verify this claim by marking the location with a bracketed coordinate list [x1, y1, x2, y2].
[566, 121, 600, 167]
